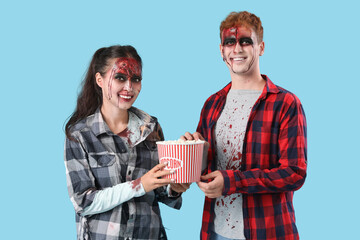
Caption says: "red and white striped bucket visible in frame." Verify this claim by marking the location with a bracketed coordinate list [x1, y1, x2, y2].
[156, 141, 204, 183]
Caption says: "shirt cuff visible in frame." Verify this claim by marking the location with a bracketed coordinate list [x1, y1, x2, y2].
[134, 180, 146, 197]
[219, 170, 236, 195]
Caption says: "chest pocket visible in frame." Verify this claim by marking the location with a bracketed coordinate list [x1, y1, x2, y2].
[88, 153, 116, 168]
[88, 153, 119, 188]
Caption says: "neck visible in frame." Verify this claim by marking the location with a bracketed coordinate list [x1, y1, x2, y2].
[230, 71, 265, 90]
[100, 104, 129, 134]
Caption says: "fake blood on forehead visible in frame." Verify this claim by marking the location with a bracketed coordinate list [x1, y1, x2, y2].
[221, 27, 253, 45]
[107, 57, 141, 100]
[114, 57, 141, 76]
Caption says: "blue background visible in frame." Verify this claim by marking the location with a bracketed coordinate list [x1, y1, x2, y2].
[1, 0, 359, 239]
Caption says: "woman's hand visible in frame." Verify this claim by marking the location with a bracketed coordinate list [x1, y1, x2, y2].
[141, 163, 174, 192]
[170, 183, 191, 193]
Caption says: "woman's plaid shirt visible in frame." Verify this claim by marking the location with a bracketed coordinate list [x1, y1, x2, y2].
[64, 107, 182, 240]
[197, 76, 307, 240]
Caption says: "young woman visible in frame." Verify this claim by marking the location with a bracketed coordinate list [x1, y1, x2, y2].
[64, 45, 186, 240]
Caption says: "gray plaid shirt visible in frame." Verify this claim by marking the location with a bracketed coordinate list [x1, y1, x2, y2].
[64, 107, 182, 240]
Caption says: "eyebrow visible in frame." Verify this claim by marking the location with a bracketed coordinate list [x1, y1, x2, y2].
[132, 75, 142, 79]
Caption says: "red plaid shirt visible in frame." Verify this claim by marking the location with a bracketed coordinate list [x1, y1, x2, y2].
[197, 75, 307, 240]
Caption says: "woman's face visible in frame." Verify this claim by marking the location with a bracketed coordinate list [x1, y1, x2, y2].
[97, 57, 142, 111]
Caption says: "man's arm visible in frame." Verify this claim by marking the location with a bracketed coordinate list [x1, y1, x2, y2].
[221, 96, 307, 195]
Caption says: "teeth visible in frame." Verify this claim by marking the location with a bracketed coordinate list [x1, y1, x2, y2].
[119, 95, 132, 99]
[233, 57, 245, 61]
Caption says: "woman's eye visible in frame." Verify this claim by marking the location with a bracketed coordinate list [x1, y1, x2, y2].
[132, 77, 142, 83]
[114, 74, 126, 81]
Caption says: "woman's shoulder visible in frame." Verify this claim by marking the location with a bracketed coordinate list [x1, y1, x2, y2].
[68, 113, 97, 137]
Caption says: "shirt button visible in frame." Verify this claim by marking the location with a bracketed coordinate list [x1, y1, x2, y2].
[128, 170, 132, 175]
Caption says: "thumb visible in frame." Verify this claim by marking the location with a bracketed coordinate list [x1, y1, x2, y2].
[200, 171, 217, 181]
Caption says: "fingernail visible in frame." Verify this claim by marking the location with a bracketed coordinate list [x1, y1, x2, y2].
[170, 169, 176, 174]
[171, 179, 175, 183]
[163, 161, 168, 165]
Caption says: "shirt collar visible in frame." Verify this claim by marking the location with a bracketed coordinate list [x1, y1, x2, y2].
[89, 107, 156, 139]
[216, 74, 279, 97]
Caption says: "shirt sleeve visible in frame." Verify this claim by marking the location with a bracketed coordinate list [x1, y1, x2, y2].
[81, 179, 145, 216]
[221, 95, 307, 195]
[64, 137, 144, 215]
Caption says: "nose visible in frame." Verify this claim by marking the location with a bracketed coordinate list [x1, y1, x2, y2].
[124, 79, 132, 91]
[234, 42, 243, 53]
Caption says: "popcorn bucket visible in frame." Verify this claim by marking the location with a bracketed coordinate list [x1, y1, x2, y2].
[156, 140, 204, 183]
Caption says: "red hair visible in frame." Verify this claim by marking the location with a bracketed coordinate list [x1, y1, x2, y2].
[220, 11, 263, 43]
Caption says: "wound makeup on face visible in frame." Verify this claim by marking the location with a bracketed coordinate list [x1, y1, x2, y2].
[107, 57, 142, 100]
[221, 27, 254, 47]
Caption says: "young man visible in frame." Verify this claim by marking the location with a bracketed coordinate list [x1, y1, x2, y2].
[182, 11, 307, 240]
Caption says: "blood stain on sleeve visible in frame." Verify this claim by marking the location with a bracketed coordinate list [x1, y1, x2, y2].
[130, 178, 142, 192]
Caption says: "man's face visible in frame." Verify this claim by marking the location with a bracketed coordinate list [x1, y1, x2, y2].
[220, 26, 264, 76]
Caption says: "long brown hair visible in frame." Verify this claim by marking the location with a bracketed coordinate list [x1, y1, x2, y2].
[65, 45, 142, 140]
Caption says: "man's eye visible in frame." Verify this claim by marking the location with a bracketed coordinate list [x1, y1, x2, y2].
[223, 38, 236, 46]
[239, 37, 253, 46]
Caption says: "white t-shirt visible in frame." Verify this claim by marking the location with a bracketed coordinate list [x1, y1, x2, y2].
[213, 89, 261, 239]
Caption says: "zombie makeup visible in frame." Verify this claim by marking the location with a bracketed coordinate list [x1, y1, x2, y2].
[221, 26, 259, 74]
[221, 26, 254, 48]
[107, 57, 142, 101]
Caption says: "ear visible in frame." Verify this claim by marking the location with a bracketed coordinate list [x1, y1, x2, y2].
[219, 44, 224, 59]
[95, 72, 103, 88]
[259, 41, 265, 56]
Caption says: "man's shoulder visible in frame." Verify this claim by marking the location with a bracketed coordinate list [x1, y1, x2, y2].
[273, 84, 302, 106]
[203, 82, 231, 106]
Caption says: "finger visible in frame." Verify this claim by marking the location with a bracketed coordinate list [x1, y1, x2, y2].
[197, 180, 219, 194]
[170, 185, 183, 192]
[182, 183, 191, 189]
[152, 163, 168, 172]
[200, 172, 217, 181]
[155, 169, 176, 178]
[171, 183, 190, 192]
[192, 132, 204, 141]
[155, 178, 173, 185]
[197, 181, 209, 192]
[184, 132, 195, 140]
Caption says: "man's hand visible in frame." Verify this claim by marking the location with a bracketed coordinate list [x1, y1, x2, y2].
[197, 171, 224, 198]
[170, 183, 191, 193]
[180, 132, 210, 172]
[141, 163, 174, 193]
[180, 131, 205, 141]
